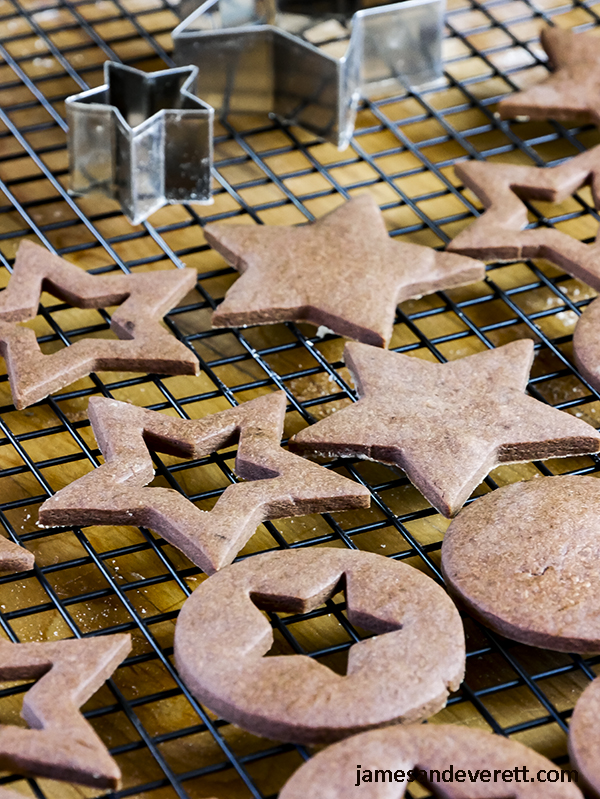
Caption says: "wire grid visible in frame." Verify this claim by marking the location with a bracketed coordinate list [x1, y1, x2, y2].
[0, 0, 600, 796]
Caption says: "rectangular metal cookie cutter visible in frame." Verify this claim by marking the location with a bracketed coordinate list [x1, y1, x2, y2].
[66, 62, 214, 226]
[172, 0, 445, 149]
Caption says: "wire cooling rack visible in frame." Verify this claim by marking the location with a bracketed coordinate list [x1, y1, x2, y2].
[1, 0, 600, 797]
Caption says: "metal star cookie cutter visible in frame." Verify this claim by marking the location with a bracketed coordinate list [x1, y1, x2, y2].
[66, 62, 214, 225]
[172, 0, 445, 149]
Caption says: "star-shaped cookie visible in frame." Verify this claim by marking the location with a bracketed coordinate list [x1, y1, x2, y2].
[290, 340, 600, 517]
[0, 241, 199, 409]
[498, 26, 600, 126]
[38, 392, 370, 573]
[447, 146, 600, 287]
[0, 634, 130, 787]
[206, 194, 486, 347]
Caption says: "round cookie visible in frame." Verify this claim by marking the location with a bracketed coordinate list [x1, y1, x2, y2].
[279, 723, 583, 799]
[174, 548, 465, 744]
[574, 297, 600, 393]
[569, 676, 600, 798]
[442, 475, 600, 652]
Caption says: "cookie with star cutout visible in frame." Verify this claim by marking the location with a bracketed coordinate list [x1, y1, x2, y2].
[290, 340, 600, 517]
[38, 393, 370, 574]
[0, 634, 130, 787]
[205, 194, 486, 347]
[279, 723, 583, 798]
[447, 145, 600, 287]
[174, 547, 465, 744]
[0, 241, 198, 409]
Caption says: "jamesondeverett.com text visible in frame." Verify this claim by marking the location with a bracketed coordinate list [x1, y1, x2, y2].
[354, 764, 578, 786]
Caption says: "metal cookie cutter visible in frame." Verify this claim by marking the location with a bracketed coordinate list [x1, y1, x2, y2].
[66, 62, 214, 225]
[172, 0, 445, 149]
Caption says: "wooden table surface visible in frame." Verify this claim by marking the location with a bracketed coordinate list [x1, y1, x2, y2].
[0, 0, 599, 796]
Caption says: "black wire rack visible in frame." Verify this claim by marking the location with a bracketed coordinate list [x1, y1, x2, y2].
[1, 0, 600, 796]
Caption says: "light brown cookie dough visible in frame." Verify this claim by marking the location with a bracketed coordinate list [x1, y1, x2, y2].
[174, 547, 465, 744]
[0, 240, 199, 409]
[280, 723, 583, 798]
[291, 340, 600, 517]
[206, 194, 485, 348]
[38, 393, 370, 574]
[0, 633, 131, 788]
[442, 475, 600, 652]
[569, 675, 600, 798]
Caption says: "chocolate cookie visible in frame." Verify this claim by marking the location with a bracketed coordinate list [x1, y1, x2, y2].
[174, 547, 465, 744]
[447, 146, 600, 287]
[290, 340, 600, 517]
[569, 675, 600, 798]
[573, 297, 600, 393]
[39, 393, 370, 574]
[442, 475, 600, 652]
[206, 194, 485, 347]
[0, 633, 131, 787]
[0, 538, 34, 574]
[0, 240, 199, 409]
[280, 723, 583, 798]
[498, 26, 600, 128]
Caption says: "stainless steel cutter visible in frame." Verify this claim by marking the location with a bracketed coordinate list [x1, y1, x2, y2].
[66, 62, 214, 225]
[172, 0, 445, 149]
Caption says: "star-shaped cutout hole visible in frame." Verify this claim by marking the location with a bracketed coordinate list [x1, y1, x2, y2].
[38, 392, 370, 573]
[447, 146, 600, 287]
[0, 634, 130, 788]
[0, 241, 199, 409]
[498, 26, 600, 127]
[290, 340, 600, 517]
[206, 194, 485, 347]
